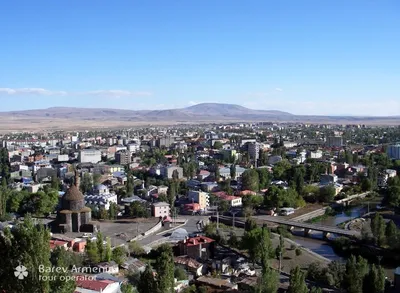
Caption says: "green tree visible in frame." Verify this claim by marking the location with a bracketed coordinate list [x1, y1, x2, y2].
[85, 238, 100, 263]
[108, 202, 118, 219]
[371, 213, 386, 246]
[129, 201, 149, 218]
[289, 166, 306, 194]
[154, 244, 175, 293]
[129, 241, 146, 256]
[49, 247, 76, 293]
[80, 172, 93, 194]
[126, 173, 134, 195]
[310, 287, 323, 293]
[288, 266, 308, 293]
[230, 164, 236, 179]
[361, 178, 372, 192]
[343, 255, 369, 293]
[51, 175, 60, 190]
[319, 185, 336, 203]
[138, 265, 157, 293]
[112, 246, 127, 265]
[325, 260, 346, 288]
[213, 141, 223, 150]
[0, 215, 75, 293]
[121, 283, 137, 293]
[241, 169, 260, 191]
[0, 186, 10, 220]
[244, 217, 258, 232]
[385, 220, 398, 249]
[257, 168, 271, 189]
[275, 235, 285, 260]
[167, 182, 176, 207]
[363, 264, 385, 293]
[386, 185, 400, 208]
[255, 225, 278, 293]
[228, 232, 239, 248]
[96, 232, 105, 261]
[34, 189, 59, 215]
[105, 237, 112, 262]
[93, 173, 102, 186]
[174, 267, 188, 280]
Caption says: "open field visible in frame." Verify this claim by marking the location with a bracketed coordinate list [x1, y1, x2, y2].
[1, 116, 400, 133]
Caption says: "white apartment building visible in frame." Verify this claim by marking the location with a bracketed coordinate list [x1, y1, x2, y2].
[84, 184, 117, 210]
[127, 143, 140, 153]
[79, 149, 102, 164]
[160, 166, 183, 179]
[310, 150, 323, 159]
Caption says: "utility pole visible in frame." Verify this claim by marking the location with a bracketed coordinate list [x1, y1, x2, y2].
[217, 210, 220, 229]
[279, 251, 282, 273]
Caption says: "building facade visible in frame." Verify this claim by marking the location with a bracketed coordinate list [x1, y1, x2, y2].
[160, 166, 184, 179]
[188, 191, 210, 209]
[115, 150, 131, 165]
[79, 149, 102, 164]
[387, 144, 400, 160]
[152, 201, 170, 218]
[326, 136, 343, 147]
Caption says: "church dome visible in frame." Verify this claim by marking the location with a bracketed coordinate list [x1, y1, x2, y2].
[63, 185, 84, 201]
[61, 171, 85, 211]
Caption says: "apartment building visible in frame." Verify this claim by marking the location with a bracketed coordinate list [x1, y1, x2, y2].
[326, 136, 343, 147]
[115, 150, 131, 165]
[152, 202, 170, 218]
[79, 149, 101, 164]
[387, 144, 400, 160]
[247, 142, 260, 160]
[188, 191, 210, 209]
[160, 166, 183, 179]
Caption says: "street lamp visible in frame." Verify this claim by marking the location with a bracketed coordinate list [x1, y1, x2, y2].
[231, 210, 239, 229]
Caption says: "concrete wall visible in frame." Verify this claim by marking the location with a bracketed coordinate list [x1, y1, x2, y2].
[130, 220, 162, 242]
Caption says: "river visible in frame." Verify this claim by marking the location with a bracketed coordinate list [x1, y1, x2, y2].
[289, 205, 396, 279]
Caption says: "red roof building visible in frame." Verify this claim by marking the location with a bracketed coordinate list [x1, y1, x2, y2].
[177, 236, 215, 260]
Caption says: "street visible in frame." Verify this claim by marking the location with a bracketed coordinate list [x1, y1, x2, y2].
[138, 215, 209, 246]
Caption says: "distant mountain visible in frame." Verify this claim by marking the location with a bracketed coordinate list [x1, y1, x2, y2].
[0, 103, 292, 121]
[183, 103, 292, 116]
[0, 103, 399, 131]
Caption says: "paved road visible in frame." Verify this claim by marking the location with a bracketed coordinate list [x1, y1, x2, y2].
[138, 216, 208, 246]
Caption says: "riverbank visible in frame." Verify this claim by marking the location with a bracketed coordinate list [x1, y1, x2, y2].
[210, 220, 331, 274]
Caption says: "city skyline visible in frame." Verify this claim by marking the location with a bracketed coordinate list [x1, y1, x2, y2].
[1, 1, 399, 116]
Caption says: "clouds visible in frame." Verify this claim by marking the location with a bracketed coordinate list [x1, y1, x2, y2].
[0, 88, 67, 96]
[84, 90, 152, 98]
[275, 87, 283, 92]
[0, 87, 152, 97]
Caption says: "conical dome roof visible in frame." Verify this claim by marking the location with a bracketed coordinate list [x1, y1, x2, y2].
[63, 185, 84, 201]
[63, 170, 84, 202]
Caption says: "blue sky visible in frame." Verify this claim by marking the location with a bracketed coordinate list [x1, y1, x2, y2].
[1, 0, 399, 115]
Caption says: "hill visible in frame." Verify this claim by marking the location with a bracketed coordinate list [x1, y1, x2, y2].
[0, 103, 399, 132]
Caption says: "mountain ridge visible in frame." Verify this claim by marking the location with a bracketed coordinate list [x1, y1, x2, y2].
[0, 103, 399, 132]
[0, 103, 293, 119]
